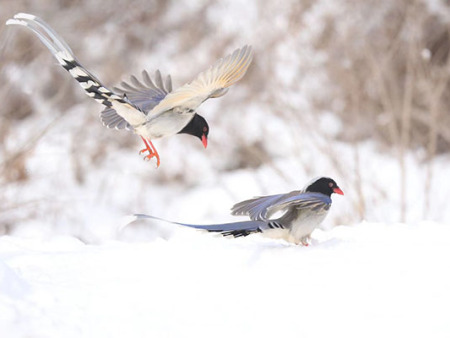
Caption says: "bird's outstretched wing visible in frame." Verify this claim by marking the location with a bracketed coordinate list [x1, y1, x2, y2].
[114, 70, 172, 111]
[266, 192, 332, 215]
[6, 13, 147, 127]
[231, 191, 331, 221]
[148, 45, 253, 117]
[101, 70, 172, 130]
[231, 193, 291, 221]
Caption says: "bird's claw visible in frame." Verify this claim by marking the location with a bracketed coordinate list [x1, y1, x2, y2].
[139, 137, 160, 167]
[140, 150, 160, 167]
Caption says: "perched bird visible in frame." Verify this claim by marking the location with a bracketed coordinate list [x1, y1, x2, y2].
[6, 13, 253, 167]
[131, 177, 344, 245]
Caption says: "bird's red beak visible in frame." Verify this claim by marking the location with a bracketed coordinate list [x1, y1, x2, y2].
[333, 187, 344, 195]
[201, 134, 208, 148]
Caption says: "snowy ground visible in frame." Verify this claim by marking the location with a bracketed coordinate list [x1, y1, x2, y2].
[1, 221, 449, 338]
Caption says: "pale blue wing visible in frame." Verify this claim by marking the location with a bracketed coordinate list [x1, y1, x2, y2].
[231, 191, 331, 221]
[230, 193, 290, 221]
[100, 70, 172, 130]
[114, 70, 171, 112]
[267, 192, 332, 216]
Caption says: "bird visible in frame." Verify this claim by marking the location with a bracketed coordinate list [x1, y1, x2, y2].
[6, 13, 253, 167]
[130, 177, 344, 245]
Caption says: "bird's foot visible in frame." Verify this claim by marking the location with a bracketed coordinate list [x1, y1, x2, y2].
[141, 151, 161, 167]
[139, 137, 161, 168]
[300, 236, 311, 246]
[139, 148, 148, 155]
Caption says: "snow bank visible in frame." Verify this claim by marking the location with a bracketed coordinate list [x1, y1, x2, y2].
[0, 221, 449, 338]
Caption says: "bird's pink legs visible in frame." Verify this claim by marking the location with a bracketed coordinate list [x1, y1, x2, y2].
[139, 136, 161, 167]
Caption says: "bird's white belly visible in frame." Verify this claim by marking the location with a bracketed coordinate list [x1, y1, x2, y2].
[289, 211, 328, 244]
[135, 112, 194, 139]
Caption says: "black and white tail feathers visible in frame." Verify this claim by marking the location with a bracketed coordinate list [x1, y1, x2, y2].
[130, 214, 285, 238]
[6, 13, 138, 112]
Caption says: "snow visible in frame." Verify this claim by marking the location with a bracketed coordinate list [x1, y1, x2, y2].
[1, 221, 449, 338]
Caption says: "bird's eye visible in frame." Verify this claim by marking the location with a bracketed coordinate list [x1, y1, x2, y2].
[203, 127, 207, 132]
[328, 182, 334, 188]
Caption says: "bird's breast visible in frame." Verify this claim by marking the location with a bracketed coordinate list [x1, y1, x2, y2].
[135, 112, 195, 139]
[288, 208, 329, 241]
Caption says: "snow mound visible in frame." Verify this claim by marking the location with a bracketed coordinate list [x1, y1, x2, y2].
[0, 221, 449, 338]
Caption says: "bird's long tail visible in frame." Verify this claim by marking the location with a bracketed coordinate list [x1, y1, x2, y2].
[129, 214, 275, 238]
[6, 13, 130, 109]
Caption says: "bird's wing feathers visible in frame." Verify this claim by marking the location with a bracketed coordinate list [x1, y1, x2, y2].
[266, 192, 332, 216]
[6, 13, 147, 128]
[114, 70, 171, 112]
[101, 70, 172, 130]
[231, 193, 290, 221]
[148, 45, 253, 117]
[231, 191, 331, 221]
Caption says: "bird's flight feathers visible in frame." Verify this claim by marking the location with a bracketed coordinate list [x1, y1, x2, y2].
[149, 45, 253, 117]
[101, 70, 172, 130]
[231, 191, 332, 221]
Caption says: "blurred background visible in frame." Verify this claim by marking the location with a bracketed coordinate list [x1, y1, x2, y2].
[1, 0, 449, 242]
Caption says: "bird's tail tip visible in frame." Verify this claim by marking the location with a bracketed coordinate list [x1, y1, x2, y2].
[117, 214, 143, 232]
[6, 18, 23, 26]
[14, 13, 37, 20]
[6, 13, 37, 26]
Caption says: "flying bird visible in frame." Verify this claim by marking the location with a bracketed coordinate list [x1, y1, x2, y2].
[6, 13, 253, 167]
[130, 177, 344, 245]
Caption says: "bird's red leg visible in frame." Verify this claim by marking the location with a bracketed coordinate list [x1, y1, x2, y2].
[139, 136, 153, 155]
[139, 136, 160, 167]
[147, 139, 160, 167]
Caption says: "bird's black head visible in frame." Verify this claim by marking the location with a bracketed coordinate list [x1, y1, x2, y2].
[177, 114, 209, 148]
[305, 177, 344, 197]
